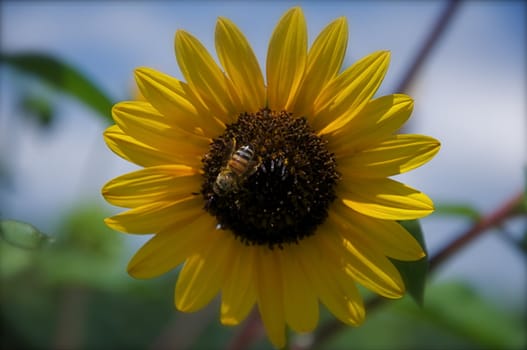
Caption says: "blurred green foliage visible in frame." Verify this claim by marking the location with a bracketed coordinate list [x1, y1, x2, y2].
[0, 220, 53, 250]
[434, 203, 482, 221]
[392, 220, 428, 306]
[1, 203, 525, 350]
[18, 91, 55, 128]
[325, 282, 526, 350]
[1, 52, 114, 125]
[0, 203, 175, 349]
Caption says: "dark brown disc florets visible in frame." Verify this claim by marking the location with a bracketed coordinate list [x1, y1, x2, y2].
[201, 109, 339, 248]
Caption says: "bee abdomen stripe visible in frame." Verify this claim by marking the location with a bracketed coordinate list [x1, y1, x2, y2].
[236, 147, 254, 160]
[228, 158, 248, 174]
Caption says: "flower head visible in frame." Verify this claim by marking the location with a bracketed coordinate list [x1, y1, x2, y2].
[102, 7, 440, 348]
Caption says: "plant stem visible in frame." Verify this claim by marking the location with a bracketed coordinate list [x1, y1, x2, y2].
[395, 0, 462, 93]
[226, 309, 264, 350]
[429, 191, 525, 271]
[308, 190, 524, 350]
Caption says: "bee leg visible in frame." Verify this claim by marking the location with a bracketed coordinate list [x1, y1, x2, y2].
[247, 158, 261, 177]
[228, 137, 237, 155]
[205, 193, 216, 209]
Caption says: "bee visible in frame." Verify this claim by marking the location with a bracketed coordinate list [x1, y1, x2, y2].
[213, 140, 259, 196]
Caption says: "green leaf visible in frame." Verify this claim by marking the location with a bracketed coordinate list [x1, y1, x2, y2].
[35, 202, 127, 289]
[0, 220, 53, 249]
[391, 219, 428, 306]
[326, 282, 526, 350]
[404, 282, 527, 349]
[434, 202, 481, 220]
[1, 52, 114, 123]
[19, 92, 55, 128]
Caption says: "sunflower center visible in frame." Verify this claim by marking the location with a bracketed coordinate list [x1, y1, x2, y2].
[200, 109, 339, 248]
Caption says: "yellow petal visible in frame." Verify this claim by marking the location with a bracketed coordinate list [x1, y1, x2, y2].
[266, 7, 307, 111]
[221, 241, 257, 326]
[175, 229, 232, 312]
[320, 221, 405, 298]
[321, 262, 365, 326]
[102, 165, 201, 208]
[215, 17, 265, 112]
[296, 236, 364, 325]
[104, 125, 181, 167]
[134, 67, 223, 137]
[331, 201, 425, 261]
[313, 51, 390, 134]
[105, 195, 202, 234]
[339, 178, 434, 220]
[328, 94, 414, 155]
[127, 212, 216, 278]
[293, 17, 348, 119]
[112, 101, 206, 168]
[278, 246, 319, 333]
[338, 134, 441, 178]
[175, 30, 240, 124]
[256, 247, 286, 348]
[112, 100, 211, 158]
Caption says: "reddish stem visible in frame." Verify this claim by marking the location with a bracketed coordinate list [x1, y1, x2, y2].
[309, 191, 524, 350]
[226, 308, 264, 350]
[429, 191, 524, 271]
[395, 0, 462, 93]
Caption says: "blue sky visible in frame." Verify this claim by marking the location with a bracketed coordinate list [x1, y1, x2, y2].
[1, 1, 525, 307]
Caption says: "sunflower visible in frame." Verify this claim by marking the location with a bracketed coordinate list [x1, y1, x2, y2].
[102, 7, 440, 348]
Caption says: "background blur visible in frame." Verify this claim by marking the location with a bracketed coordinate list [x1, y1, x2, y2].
[1, 1, 525, 349]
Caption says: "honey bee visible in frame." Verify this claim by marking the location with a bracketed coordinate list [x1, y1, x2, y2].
[213, 140, 259, 196]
